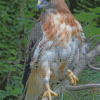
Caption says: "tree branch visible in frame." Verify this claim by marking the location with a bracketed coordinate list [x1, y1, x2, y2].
[63, 83, 100, 91]
[88, 62, 100, 71]
[92, 63, 100, 67]
[6, 71, 11, 86]
[41, 83, 100, 100]
[0, 74, 8, 85]
[88, 34, 100, 41]
[17, 66, 23, 71]
[86, 44, 100, 62]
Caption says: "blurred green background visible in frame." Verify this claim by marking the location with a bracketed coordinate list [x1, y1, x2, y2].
[0, 0, 100, 100]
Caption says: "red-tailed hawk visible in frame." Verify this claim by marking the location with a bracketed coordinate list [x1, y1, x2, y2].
[22, 0, 87, 100]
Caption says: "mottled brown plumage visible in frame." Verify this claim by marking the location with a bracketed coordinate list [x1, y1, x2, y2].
[22, 0, 87, 100]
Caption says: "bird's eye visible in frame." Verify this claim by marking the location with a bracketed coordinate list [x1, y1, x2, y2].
[46, 0, 51, 2]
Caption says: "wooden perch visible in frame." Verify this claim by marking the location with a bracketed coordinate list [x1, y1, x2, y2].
[88, 34, 100, 41]
[88, 62, 100, 71]
[63, 83, 100, 91]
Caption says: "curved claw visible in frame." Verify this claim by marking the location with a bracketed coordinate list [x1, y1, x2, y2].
[67, 69, 79, 86]
[42, 84, 58, 100]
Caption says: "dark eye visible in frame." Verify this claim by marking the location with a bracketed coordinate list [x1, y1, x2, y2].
[46, 0, 51, 2]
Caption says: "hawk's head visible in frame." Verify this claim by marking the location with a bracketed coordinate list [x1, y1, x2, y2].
[36, 0, 53, 10]
[36, 0, 70, 14]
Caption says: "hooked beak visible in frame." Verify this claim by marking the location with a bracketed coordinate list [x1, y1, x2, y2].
[36, 1, 42, 10]
[38, 1, 41, 5]
[36, 0, 49, 11]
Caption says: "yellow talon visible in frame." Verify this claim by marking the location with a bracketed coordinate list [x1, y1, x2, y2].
[67, 69, 79, 86]
[42, 84, 58, 100]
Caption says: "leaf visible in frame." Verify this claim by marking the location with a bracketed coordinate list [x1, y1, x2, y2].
[28, 4, 34, 8]
[9, 67, 16, 71]
[6, 86, 12, 91]
[22, 38, 27, 46]
[16, 63, 23, 67]
[11, 88, 18, 97]
[14, 39, 22, 44]
[13, 76, 21, 80]
[95, 7, 100, 14]
[8, 57, 16, 61]
[74, 12, 98, 22]
[89, 22, 98, 27]
[0, 90, 7, 99]
[3, 69, 8, 73]
[83, 26, 100, 39]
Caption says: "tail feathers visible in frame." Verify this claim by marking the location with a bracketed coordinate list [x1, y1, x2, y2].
[24, 69, 45, 100]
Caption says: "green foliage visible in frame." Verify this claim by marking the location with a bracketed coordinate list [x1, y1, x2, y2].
[0, 0, 40, 99]
[74, 1, 100, 40]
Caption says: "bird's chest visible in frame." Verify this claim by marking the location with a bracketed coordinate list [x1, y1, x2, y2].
[33, 38, 73, 79]
[42, 13, 72, 46]
[45, 46, 71, 75]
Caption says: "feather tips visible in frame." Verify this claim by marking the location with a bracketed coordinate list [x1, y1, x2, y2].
[39, 10, 84, 46]
[25, 69, 45, 100]
[37, 1, 84, 46]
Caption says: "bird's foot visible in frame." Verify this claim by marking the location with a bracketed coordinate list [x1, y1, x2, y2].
[42, 84, 58, 100]
[67, 69, 79, 86]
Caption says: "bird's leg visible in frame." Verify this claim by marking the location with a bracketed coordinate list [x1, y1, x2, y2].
[67, 69, 79, 86]
[42, 67, 58, 100]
